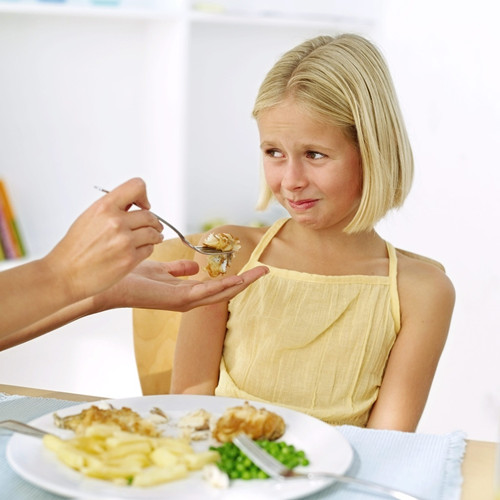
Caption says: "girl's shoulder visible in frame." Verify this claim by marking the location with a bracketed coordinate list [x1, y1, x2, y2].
[395, 248, 445, 272]
[395, 248, 455, 309]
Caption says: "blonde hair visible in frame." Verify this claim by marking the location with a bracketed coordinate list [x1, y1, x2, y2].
[253, 34, 413, 233]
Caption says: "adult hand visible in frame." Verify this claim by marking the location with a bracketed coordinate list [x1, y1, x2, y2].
[94, 260, 269, 312]
[45, 178, 164, 302]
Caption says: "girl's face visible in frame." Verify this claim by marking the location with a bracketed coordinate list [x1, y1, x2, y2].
[257, 99, 362, 231]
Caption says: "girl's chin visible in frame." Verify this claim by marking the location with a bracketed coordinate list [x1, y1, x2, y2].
[287, 213, 352, 231]
[287, 212, 320, 225]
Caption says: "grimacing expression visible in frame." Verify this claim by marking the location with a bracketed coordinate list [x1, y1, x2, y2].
[257, 99, 362, 231]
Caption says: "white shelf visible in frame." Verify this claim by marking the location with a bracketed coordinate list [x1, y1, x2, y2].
[188, 10, 375, 30]
[0, 3, 180, 19]
[0, 1, 380, 27]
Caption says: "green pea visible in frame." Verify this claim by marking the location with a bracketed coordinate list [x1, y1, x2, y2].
[211, 439, 309, 480]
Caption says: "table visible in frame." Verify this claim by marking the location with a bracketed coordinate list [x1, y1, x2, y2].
[1, 384, 496, 500]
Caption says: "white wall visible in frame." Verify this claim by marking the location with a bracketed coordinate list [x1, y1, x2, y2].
[0, 15, 144, 255]
[0, 1, 499, 442]
[375, 0, 500, 441]
[0, 13, 163, 398]
[0, 13, 185, 257]
[0, 309, 141, 398]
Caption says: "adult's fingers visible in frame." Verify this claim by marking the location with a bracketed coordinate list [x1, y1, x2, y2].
[130, 227, 164, 250]
[163, 260, 200, 277]
[106, 178, 151, 211]
[126, 209, 163, 232]
[133, 244, 157, 264]
[189, 266, 269, 305]
[222, 266, 269, 289]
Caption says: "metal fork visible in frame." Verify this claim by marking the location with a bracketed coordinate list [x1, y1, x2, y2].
[0, 420, 51, 438]
[233, 434, 425, 500]
[94, 186, 233, 257]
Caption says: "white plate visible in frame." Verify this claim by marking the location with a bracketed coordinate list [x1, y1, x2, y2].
[7, 395, 353, 500]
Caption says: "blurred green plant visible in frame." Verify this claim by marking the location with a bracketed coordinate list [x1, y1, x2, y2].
[201, 218, 267, 231]
[201, 218, 228, 231]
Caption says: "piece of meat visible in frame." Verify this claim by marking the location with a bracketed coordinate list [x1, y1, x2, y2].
[53, 405, 161, 437]
[213, 401, 285, 443]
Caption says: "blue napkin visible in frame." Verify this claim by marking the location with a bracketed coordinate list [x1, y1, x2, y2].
[0, 394, 79, 500]
[305, 425, 466, 500]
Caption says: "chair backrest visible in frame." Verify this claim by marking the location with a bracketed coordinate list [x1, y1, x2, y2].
[132, 234, 201, 395]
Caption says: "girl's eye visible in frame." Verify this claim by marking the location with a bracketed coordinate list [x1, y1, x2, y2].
[265, 148, 284, 158]
[306, 151, 326, 160]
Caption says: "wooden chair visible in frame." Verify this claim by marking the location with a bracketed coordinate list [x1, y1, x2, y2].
[132, 234, 202, 395]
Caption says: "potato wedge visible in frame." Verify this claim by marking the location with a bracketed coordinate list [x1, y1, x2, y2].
[43, 423, 218, 487]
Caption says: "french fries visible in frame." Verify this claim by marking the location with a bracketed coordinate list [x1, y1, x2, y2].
[43, 423, 219, 487]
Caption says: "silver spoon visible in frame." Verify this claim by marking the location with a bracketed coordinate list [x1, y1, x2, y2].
[94, 186, 233, 257]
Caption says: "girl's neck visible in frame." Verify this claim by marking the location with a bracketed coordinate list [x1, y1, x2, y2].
[260, 218, 388, 276]
[284, 218, 382, 253]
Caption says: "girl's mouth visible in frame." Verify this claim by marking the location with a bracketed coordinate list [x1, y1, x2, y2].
[287, 199, 318, 211]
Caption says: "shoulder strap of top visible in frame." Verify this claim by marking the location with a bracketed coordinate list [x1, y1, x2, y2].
[396, 248, 445, 272]
[386, 241, 401, 333]
[247, 218, 289, 263]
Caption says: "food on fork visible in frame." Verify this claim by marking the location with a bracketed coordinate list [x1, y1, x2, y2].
[213, 401, 285, 443]
[202, 232, 241, 277]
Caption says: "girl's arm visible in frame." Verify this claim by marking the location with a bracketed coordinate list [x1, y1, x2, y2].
[170, 300, 229, 394]
[366, 257, 455, 432]
[170, 225, 258, 395]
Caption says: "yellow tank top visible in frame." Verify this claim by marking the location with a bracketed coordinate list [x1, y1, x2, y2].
[215, 218, 401, 427]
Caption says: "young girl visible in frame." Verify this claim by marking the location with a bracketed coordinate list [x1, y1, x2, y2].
[171, 34, 455, 432]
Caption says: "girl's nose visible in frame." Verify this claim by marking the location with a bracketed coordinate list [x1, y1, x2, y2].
[282, 160, 307, 191]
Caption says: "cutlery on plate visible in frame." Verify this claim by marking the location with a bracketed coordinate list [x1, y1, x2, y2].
[94, 186, 234, 257]
[232, 433, 425, 500]
[0, 420, 51, 438]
